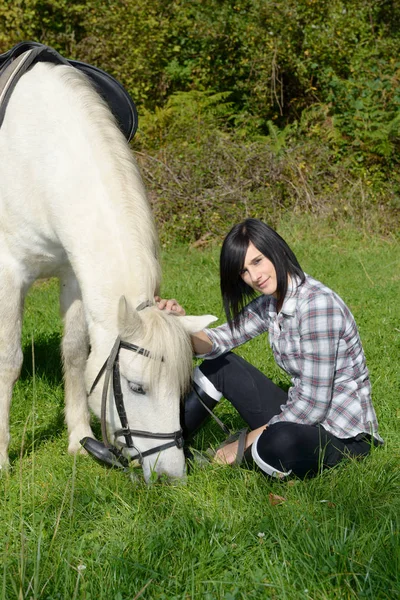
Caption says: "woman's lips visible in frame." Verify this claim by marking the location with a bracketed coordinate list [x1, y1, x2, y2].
[258, 277, 270, 289]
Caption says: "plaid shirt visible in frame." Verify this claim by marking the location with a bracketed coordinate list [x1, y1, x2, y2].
[201, 274, 382, 442]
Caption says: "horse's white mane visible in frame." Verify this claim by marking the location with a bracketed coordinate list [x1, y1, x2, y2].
[47, 65, 194, 394]
[57, 64, 161, 301]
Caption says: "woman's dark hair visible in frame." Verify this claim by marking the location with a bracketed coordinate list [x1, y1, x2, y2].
[220, 218, 305, 330]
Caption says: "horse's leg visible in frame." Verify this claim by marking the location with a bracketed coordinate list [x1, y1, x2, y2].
[0, 268, 24, 469]
[60, 273, 94, 454]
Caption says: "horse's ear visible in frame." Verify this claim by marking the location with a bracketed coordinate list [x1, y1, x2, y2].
[118, 296, 143, 338]
[179, 314, 218, 335]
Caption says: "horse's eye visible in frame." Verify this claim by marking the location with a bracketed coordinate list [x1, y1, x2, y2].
[128, 381, 146, 395]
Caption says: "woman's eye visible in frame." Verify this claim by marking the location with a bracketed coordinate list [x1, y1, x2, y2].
[128, 381, 146, 395]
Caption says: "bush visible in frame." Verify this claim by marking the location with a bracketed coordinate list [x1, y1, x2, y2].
[1, 0, 399, 238]
[135, 91, 399, 244]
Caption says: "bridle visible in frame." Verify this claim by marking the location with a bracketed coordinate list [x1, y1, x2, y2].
[88, 333, 184, 468]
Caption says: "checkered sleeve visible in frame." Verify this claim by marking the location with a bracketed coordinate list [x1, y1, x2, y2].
[196, 297, 270, 359]
[268, 293, 344, 426]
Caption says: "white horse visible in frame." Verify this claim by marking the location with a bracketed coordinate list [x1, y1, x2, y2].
[0, 61, 215, 482]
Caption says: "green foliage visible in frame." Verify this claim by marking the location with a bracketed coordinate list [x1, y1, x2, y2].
[135, 92, 398, 244]
[0, 0, 89, 55]
[138, 90, 235, 150]
[1, 0, 400, 238]
[3, 0, 400, 129]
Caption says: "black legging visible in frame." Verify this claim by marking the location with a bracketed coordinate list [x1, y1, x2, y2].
[199, 352, 373, 478]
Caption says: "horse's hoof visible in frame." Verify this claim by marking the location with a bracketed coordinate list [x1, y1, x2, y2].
[80, 437, 128, 470]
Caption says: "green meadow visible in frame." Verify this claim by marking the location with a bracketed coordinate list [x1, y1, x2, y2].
[1, 222, 399, 600]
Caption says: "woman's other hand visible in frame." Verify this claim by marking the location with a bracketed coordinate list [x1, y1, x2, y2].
[213, 440, 240, 465]
[214, 426, 267, 465]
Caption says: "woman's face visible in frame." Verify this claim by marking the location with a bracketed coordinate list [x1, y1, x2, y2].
[240, 242, 278, 297]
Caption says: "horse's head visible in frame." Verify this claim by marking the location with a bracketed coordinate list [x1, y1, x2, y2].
[86, 297, 217, 483]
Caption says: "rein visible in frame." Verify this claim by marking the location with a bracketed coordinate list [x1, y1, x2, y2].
[89, 332, 183, 467]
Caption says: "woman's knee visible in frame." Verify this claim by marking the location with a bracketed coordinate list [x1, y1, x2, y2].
[198, 354, 287, 429]
[251, 423, 299, 477]
[197, 352, 248, 396]
[199, 352, 243, 381]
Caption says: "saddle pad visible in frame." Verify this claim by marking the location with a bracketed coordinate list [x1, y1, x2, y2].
[0, 42, 138, 141]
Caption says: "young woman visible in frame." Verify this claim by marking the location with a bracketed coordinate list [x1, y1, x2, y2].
[158, 219, 383, 479]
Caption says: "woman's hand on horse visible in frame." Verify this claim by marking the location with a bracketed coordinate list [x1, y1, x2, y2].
[155, 296, 186, 316]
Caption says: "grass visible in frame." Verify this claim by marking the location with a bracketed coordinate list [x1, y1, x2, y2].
[0, 221, 399, 599]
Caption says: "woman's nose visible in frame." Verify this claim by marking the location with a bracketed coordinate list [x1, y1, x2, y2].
[249, 267, 260, 283]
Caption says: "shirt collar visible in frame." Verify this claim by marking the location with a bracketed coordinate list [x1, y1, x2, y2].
[280, 275, 302, 317]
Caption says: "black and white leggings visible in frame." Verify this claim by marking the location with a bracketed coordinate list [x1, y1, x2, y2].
[194, 352, 373, 479]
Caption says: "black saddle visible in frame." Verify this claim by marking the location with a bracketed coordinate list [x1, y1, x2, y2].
[0, 41, 138, 141]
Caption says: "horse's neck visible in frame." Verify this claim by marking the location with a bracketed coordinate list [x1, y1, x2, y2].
[19, 63, 160, 328]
